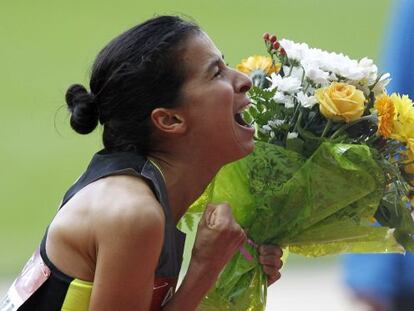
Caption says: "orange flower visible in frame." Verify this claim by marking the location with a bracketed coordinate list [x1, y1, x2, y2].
[403, 149, 414, 187]
[374, 94, 395, 138]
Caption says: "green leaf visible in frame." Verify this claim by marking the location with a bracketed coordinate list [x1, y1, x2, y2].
[285, 137, 304, 154]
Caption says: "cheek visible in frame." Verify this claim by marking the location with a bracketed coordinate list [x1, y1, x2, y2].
[184, 82, 235, 131]
[214, 84, 234, 113]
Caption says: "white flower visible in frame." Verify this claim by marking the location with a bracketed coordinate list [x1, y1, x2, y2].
[301, 60, 330, 85]
[273, 91, 286, 102]
[272, 92, 295, 109]
[287, 132, 298, 139]
[284, 97, 295, 109]
[340, 65, 367, 81]
[296, 91, 317, 108]
[267, 73, 302, 93]
[268, 119, 285, 127]
[358, 57, 378, 84]
[279, 39, 309, 62]
[328, 72, 338, 81]
[262, 125, 272, 131]
[260, 124, 273, 134]
[279, 38, 378, 85]
[372, 72, 391, 96]
[349, 79, 371, 96]
[283, 65, 304, 81]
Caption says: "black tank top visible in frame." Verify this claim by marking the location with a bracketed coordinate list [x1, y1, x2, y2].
[2, 149, 186, 311]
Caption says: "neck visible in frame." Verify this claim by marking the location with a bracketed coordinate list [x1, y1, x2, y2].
[147, 150, 222, 224]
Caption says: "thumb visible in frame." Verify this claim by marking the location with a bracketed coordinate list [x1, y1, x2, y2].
[200, 203, 217, 227]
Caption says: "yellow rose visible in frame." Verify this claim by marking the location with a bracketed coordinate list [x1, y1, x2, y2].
[315, 82, 366, 123]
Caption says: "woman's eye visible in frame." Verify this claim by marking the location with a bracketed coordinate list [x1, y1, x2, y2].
[214, 69, 222, 78]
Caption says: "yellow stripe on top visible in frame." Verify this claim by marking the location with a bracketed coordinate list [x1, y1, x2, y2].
[61, 278, 93, 310]
[149, 159, 166, 183]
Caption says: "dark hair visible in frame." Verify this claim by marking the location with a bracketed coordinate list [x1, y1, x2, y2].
[65, 15, 200, 153]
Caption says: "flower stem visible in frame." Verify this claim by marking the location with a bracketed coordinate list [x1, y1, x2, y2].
[294, 109, 303, 132]
[289, 101, 301, 127]
[303, 82, 310, 94]
[330, 114, 375, 139]
[369, 72, 386, 92]
[321, 119, 333, 138]
[301, 66, 306, 85]
[288, 64, 294, 77]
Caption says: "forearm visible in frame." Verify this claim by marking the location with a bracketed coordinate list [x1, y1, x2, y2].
[162, 260, 220, 311]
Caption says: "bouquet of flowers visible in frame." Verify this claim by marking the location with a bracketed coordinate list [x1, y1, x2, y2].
[181, 33, 414, 311]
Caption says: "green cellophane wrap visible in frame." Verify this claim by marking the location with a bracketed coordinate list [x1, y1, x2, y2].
[183, 141, 404, 311]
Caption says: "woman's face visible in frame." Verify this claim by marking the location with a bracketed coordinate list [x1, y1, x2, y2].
[178, 32, 254, 164]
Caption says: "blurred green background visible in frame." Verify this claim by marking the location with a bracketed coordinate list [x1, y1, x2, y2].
[0, 0, 392, 278]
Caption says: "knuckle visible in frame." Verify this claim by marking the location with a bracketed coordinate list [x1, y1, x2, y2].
[221, 202, 231, 209]
[262, 265, 273, 275]
[231, 225, 240, 235]
[216, 202, 231, 211]
[259, 244, 283, 257]
[275, 247, 283, 257]
[240, 229, 247, 240]
[259, 255, 266, 265]
[275, 271, 281, 280]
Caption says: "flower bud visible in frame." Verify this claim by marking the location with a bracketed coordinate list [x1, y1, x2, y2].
[280, 48, 286, 56]
[270, 35, 277, 43]
[272, 41, 280, 50]
[263, 32, 270, 41]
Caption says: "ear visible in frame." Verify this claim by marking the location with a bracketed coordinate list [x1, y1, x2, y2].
[150, 108, 187, 134]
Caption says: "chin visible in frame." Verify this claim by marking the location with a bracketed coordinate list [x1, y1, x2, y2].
[227, 139, 255, 164]
[241, 139, 255, 155]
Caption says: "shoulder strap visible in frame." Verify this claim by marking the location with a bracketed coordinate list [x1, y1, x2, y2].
[59, 150, 148, 209]
[55, 149, 185, 278]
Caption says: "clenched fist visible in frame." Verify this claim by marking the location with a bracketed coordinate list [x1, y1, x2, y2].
[258, 244, 283, 285]
[191, 203, 246, 274]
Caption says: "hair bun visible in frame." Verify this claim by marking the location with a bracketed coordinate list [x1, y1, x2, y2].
[65, 84, 99, 134]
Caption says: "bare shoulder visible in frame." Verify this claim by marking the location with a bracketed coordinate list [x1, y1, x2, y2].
[91, 174, 165, 241]
[46, 174, 165, 282]
[88, 175, 167, 309]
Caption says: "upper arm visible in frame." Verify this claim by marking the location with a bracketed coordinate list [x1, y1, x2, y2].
[89, 194, 165, 311]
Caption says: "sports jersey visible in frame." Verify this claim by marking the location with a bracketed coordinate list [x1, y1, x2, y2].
[1, 149, 185, 311]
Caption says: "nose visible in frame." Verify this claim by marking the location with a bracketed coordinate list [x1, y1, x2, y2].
[234, 70, 252, 94]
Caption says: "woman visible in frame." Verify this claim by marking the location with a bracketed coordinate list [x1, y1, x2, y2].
[2, 16, 283, 310]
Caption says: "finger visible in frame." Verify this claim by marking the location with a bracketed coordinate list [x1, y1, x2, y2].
[259, 255, 283, 268]
[211, 203, 234, 228]
[202, 204, 216, 220]
[201, 204, 217, 227]
[207, 209, 217, 228]
[259, 245, 283, 257]
[214, 203, 232, 219]
[267, 271, 282, 286]
[238, 229, 247, 245]
[262, 265, 281, 282]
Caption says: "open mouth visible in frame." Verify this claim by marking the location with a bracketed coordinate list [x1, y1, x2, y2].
[234, 104, 252, 128]
[234, 112, 250, 127]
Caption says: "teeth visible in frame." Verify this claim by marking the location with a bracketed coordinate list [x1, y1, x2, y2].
[234, 109, 251, 127]
[237, 104, 251, 114]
